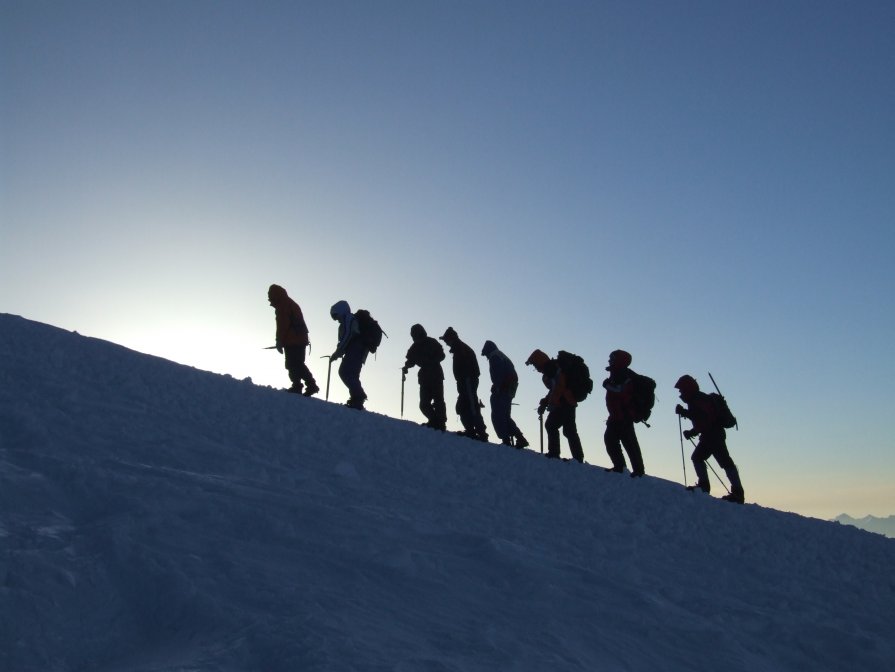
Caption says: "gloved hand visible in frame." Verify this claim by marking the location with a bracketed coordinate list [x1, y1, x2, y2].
[683, 429, 697, 440]
[276, 343, 284, 354]
[675, 404, 685, 415]
[401, 366, 409, 376]
[537, 399, 548, 416]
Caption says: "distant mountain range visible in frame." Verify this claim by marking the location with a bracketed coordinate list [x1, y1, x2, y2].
[833, 514, 895, 538]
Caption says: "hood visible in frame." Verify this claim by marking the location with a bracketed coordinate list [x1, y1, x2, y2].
[330, 300, 351, 320]
[410, 324, 427, 341]
[268, 284, 288, 305]
[481, 340, 497, 357]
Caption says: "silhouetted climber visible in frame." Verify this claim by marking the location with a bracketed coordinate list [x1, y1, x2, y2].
[602, 349, 645, 477]
[481, 340, 528, 448]
[440, 327, 488, 442]
[675, 375, 745, 503]
[267, 284, 318, 396]
[526, 349, 584, 462]
[329, 300, 367, 410]
[402, 324, 447, 430]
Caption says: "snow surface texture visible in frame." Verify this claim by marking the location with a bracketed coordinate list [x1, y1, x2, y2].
[1, 313, 893, 672]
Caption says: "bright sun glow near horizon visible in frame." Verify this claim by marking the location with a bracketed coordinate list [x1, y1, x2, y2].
[2, 1, 893, 521]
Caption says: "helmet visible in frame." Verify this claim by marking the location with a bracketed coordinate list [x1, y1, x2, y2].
[525, 349, 550, 370]
[607, 349, 632, 370]
[674, 375, 699, 394]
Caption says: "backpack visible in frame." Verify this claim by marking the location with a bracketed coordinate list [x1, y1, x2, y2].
[709, 392, 738, 429]
[354, 309, 384, 353]
[423, 337, 445, 365]
[556, 351, 593, 402]
[629, 371, 657, 425]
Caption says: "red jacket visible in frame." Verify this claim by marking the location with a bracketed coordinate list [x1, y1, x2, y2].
[268, 285, 309, 348]
[542, 368, 576, 408]
[603, 370, 635, 422]
[681, 391, 724, 435]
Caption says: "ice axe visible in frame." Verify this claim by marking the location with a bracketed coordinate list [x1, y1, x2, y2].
[708, 371, 738, 430]
[321, 355, 332, 401]
[400, 369, 406, 417]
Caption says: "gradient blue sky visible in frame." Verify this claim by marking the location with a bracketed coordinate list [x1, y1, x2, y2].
[3, 0, 893, 520]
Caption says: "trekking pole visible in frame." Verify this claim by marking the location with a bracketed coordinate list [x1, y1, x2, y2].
[678, 414, 687, 487]
[400, 370, 406, 417]
[687, 437, 730, 494]
[538, 412, 544, 455]
[263, 345, 277, 350]
[706, 460, 730, 494]
[321, 355, 332, 401]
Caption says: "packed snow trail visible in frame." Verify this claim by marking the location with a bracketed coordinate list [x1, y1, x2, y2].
[1, 314, 893, 672]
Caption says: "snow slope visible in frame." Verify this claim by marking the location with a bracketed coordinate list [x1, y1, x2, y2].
[1, 313, 893, 672]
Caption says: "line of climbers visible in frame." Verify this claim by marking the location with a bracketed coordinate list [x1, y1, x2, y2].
[400, 324, 527, 448]
[267, 284, 745, 504]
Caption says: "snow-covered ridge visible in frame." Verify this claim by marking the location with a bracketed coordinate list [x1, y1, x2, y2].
[1, 313, 893, 672]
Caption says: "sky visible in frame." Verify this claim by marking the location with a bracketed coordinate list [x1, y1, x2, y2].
[2, 313, 894, 671]
[2, 0, 893, 520]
